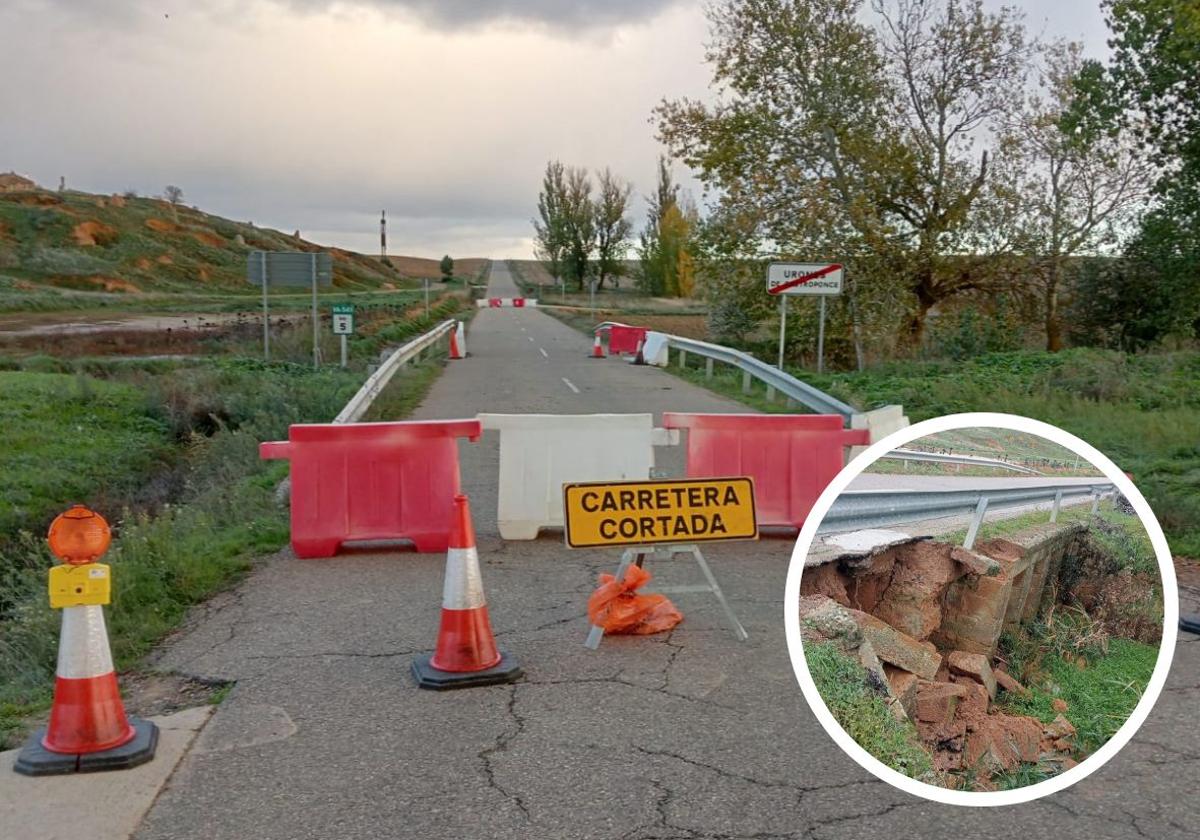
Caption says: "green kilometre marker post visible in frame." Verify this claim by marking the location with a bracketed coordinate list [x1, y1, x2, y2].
[332, 303, 355, 368]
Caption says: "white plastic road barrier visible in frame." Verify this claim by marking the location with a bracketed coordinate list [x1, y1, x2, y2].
[478, 413, 658, 540]
[849, 405, 910, 463]
[640, 331, 671, 367]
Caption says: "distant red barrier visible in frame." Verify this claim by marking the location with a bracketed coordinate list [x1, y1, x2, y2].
[260, 419, 482, 557]
[607, 325, 647, 355]
[489, 298, 502, 308]
[513, 298, 525, 307]
[662, 413, 869, 530]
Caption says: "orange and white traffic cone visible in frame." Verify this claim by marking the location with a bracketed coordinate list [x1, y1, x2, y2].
[587, 333, 606, 359]
[449, 321, 467, 360]
[15, 506, 157, 775]
[411, 494, 522, 690]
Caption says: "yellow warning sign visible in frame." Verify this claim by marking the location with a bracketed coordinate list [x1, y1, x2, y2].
[563, 477, 757, 548]
[48, 562, 111, 609]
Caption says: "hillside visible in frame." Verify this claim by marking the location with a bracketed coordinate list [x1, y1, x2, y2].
[0, 184, 483, 311]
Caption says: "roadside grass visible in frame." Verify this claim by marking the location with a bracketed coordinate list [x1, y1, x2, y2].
[939, 499, 1114, 548]
[997, 621, 1157, 754]
[0, 371, 174, 538]
[0, 315, 451, 746]
[804, 642, 934, 780]
[864, 460, 1101, 479]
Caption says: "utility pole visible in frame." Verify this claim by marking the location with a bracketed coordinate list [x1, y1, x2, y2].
[380, 210, 387, 263]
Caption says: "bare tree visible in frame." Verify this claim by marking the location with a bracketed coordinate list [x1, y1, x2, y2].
[164, 185, 184, 221]
[592, 168, 633, 290]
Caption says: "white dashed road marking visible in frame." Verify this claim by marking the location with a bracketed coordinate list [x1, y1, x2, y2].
[561, 377, 580, 393]
[539, 348, 548, 358]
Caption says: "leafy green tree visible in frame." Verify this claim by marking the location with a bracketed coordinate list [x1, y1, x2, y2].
[656, 0, 1032, 348]
[560, 166, 596, 289]
[439, 254, 454, 281]
[1067, 0, 1200, 345]
[592, 168, 633, 291]
[637, 157, 680, 296]
[533, 161, 569, 288]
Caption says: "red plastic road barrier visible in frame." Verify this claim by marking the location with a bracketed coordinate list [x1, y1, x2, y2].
[260, 419, 482, 557]
[662, 413, 869, 530]
[513, 297, 525, 307]
[608, 324, 647, 355]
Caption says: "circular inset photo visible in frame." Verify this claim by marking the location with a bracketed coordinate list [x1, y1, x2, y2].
[785, 412, 1177, 806]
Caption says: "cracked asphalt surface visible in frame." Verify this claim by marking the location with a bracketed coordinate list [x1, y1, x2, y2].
[135, 263, 1200, 839]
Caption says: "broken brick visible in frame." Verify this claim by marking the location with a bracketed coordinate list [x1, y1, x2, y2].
[993, 668, 1028, 696]
[951, 546, 1002, 576]
[844, 607, 943, 679]
[799, 595, 863, 652]
[947, 651, 998, 699]
[884, 666, 919, 721]
[915, 681, 969, 725]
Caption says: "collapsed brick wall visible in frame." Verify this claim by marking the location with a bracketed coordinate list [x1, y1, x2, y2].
[800, 522, 1089, 786]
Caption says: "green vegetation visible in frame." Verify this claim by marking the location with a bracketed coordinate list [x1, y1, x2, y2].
[804, 642, 934, 780]
[0, 301, 454, 746]
[661, 347, 1200, 557]
[0, 372, 173, 537]
[998, 619, 1158, 754]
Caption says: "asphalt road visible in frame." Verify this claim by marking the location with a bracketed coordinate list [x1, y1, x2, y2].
[135, 262, 1198, 839]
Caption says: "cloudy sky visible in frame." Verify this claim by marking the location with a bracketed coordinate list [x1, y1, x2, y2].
[2, 0, 1110, 258]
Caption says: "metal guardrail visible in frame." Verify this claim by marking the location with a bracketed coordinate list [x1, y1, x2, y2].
[631, 330, 858, 420]
[334, 318, 457, 423]
[818, 482, 1116, 548]
[881, 449, 1044, 476]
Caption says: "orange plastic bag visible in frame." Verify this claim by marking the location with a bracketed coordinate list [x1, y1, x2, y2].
[587, 565, 682, 635]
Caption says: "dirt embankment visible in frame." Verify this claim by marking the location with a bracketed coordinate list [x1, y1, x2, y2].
[800, 525, 1159, 789]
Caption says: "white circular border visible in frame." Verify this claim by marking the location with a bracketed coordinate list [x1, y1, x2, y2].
[784, 411, 1179, 807]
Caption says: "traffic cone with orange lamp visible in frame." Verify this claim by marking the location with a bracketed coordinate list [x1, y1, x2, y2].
[411, 494, 522, 689]
[14, 506, 158, 775]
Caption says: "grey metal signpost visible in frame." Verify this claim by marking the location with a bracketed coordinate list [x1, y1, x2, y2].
[766, 262, 844, 375]
[260, 251, 269, 361]
[247, 251, 333, 367]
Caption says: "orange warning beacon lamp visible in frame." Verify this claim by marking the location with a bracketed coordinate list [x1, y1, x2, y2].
[47, 504, 112, 565]
[12, 504, 159, 776]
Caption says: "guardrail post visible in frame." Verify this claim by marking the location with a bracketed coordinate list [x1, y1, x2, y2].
[1090, 494, 1100, 516]
[742, 370, 752, 394]
[679, 349, 688, 369]
[705, 358, 714, 380]
[1050, 488, 1063, 523]
[963, 497, 989, 550]
[765, 385, 775, 402]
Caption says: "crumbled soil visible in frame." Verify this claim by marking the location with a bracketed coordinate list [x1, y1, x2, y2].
[71, 220, 120, 246]
[144, 217, 180, 233]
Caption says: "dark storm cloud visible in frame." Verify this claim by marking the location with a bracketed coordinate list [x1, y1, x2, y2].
[289, 0, 684, 30]
[36, 0, 686, 32]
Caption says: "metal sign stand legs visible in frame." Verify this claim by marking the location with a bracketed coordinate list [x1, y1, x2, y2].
[584, 544, 748, 650]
